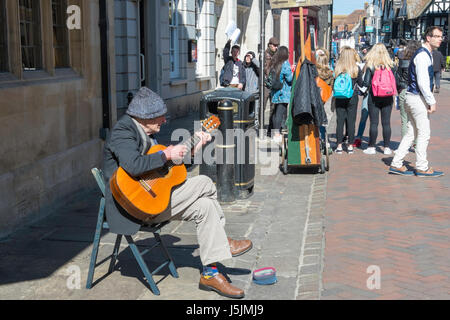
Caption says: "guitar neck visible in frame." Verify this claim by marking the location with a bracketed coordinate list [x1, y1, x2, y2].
[180, 132, 202, 151]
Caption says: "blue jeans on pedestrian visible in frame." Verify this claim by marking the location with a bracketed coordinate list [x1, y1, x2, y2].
[434, 71, 441, 89]
[356, 95, 369, 139]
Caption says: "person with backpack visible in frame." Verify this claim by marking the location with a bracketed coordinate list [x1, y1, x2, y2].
[316, 48, 334, 153]
[221, 40, 246, 89]
[395, 40, 421, 140]
[332, 46, 364, 154]
[361, 43, 397, 155]
[389, 26, 444, 177]
[353, 46, 370, 148]
[269, 46, 293, 144]
[260, 37, 279, 135]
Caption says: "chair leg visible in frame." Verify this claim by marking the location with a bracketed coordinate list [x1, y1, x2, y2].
[153, 232, 179, 279]
[125, 235, 161, 295]
[108, 234, 122, 273]
[86, 198, 106, 289]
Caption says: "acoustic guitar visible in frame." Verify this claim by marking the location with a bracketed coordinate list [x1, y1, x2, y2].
[110, 116, 221, 222]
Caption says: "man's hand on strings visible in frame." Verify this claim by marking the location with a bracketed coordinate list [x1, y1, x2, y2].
[193, 131, 212, 154]
[164, 144, 188, 163]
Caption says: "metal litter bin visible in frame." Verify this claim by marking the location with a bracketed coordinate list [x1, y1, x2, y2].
[199, 87, 257, 200]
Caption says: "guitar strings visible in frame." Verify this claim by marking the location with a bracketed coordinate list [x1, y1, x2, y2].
[142, 134, 203, 189]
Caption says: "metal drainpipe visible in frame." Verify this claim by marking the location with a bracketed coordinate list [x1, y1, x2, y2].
[99, 0, 111, 140]
[259, 0, 265, 140]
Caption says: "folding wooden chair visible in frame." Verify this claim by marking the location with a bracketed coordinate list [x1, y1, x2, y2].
[85, 168, 179, 295]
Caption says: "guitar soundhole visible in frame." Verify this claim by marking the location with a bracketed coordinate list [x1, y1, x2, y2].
[160, 165, 170, 176]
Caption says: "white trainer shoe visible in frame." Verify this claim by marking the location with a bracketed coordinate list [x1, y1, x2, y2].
[384, 147, 392, 155]
[363, 147, 376, 155]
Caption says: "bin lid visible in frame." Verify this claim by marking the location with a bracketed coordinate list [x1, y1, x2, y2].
[201, 87, 256, 103]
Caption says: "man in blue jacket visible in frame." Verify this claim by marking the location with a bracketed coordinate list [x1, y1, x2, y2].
[389, 26, 444, 177]
[103, 87, 253, 298]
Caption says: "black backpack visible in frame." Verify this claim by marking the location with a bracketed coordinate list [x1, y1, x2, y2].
[264, 69, 283, 91]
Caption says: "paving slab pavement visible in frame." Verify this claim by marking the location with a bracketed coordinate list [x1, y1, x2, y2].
[0, 111, 327, 300]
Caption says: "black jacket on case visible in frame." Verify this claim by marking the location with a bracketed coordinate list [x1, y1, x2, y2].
[291, 59, 327, 127]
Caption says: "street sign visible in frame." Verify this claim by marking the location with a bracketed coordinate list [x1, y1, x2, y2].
[365, 26, 374, 33]
[382, 25, 391, 32]
[269, 0, 332, 9]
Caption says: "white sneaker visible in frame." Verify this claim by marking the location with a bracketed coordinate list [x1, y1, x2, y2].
[363, 147, 376, 155]
[384, 147, 392, 155]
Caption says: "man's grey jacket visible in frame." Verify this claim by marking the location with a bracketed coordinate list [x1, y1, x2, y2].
[103, 114, 167, 235]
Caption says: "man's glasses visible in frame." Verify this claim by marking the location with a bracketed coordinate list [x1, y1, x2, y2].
[270, 43, 278, 47]
[432, 35, 444, 39]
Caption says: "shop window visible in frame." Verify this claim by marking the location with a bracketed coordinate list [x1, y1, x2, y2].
[19, 0, 42, 71]
[0, 0, 8, 72]
[52, 0, 69, 68]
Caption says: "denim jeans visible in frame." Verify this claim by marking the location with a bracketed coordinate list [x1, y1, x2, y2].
[434, 71, 441, 89]
[356, 95, 369, 138]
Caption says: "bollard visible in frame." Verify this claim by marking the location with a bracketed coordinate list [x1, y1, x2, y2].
[216, 99, 236, 203]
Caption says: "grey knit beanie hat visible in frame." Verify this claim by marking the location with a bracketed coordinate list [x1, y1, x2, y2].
[126, 87, 167, 119]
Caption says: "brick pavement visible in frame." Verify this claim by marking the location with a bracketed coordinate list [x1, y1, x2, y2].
[321, 78, 450, 300]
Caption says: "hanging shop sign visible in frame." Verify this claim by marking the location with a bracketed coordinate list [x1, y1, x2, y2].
[269, 0, 332, 9]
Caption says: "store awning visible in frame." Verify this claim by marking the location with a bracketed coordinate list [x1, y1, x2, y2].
[407, 0, 432, 19]
[269, 0, 332, 9]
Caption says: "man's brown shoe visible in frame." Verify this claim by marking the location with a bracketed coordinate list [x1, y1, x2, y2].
[199, 273, 245, 299]
[228, 237, 253, 257]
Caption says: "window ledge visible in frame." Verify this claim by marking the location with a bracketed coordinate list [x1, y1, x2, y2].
[196, 75, 213, 81]
[0, 72, 18, 82]
[170, 78, 188, 86]
[0, 69, 82, 89]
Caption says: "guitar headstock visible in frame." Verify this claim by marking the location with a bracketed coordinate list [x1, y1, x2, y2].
[201, 115, 221, 133]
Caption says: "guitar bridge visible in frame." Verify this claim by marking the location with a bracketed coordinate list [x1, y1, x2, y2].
[139, 179, 157, 198]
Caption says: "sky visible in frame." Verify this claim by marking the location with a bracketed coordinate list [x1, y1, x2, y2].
[333, 0, 368, 15]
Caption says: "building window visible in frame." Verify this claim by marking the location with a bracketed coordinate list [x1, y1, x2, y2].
[169, 0, 179, 78]
[0, 0, 8, 72]
[19, 0, 42, 71]
[52, 0, 69, 68]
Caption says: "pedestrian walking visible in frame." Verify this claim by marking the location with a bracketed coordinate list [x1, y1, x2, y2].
[269, 46, 293, 144]
[395, 40, 421, 140]
[243, 51, 261, 128]
[361, 43, 397, 155]
[432, 48, 445, 93]
[262, 37, 279, 135]
[354, 46, 370, 148]
[316, 48, 334, 152]
[389, 26, 445, 177]
[220, 40, 246, 89]
[332, 46, 363, 154]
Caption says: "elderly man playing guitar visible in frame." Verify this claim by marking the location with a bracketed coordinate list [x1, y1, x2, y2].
[103, 87, 252, 299]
